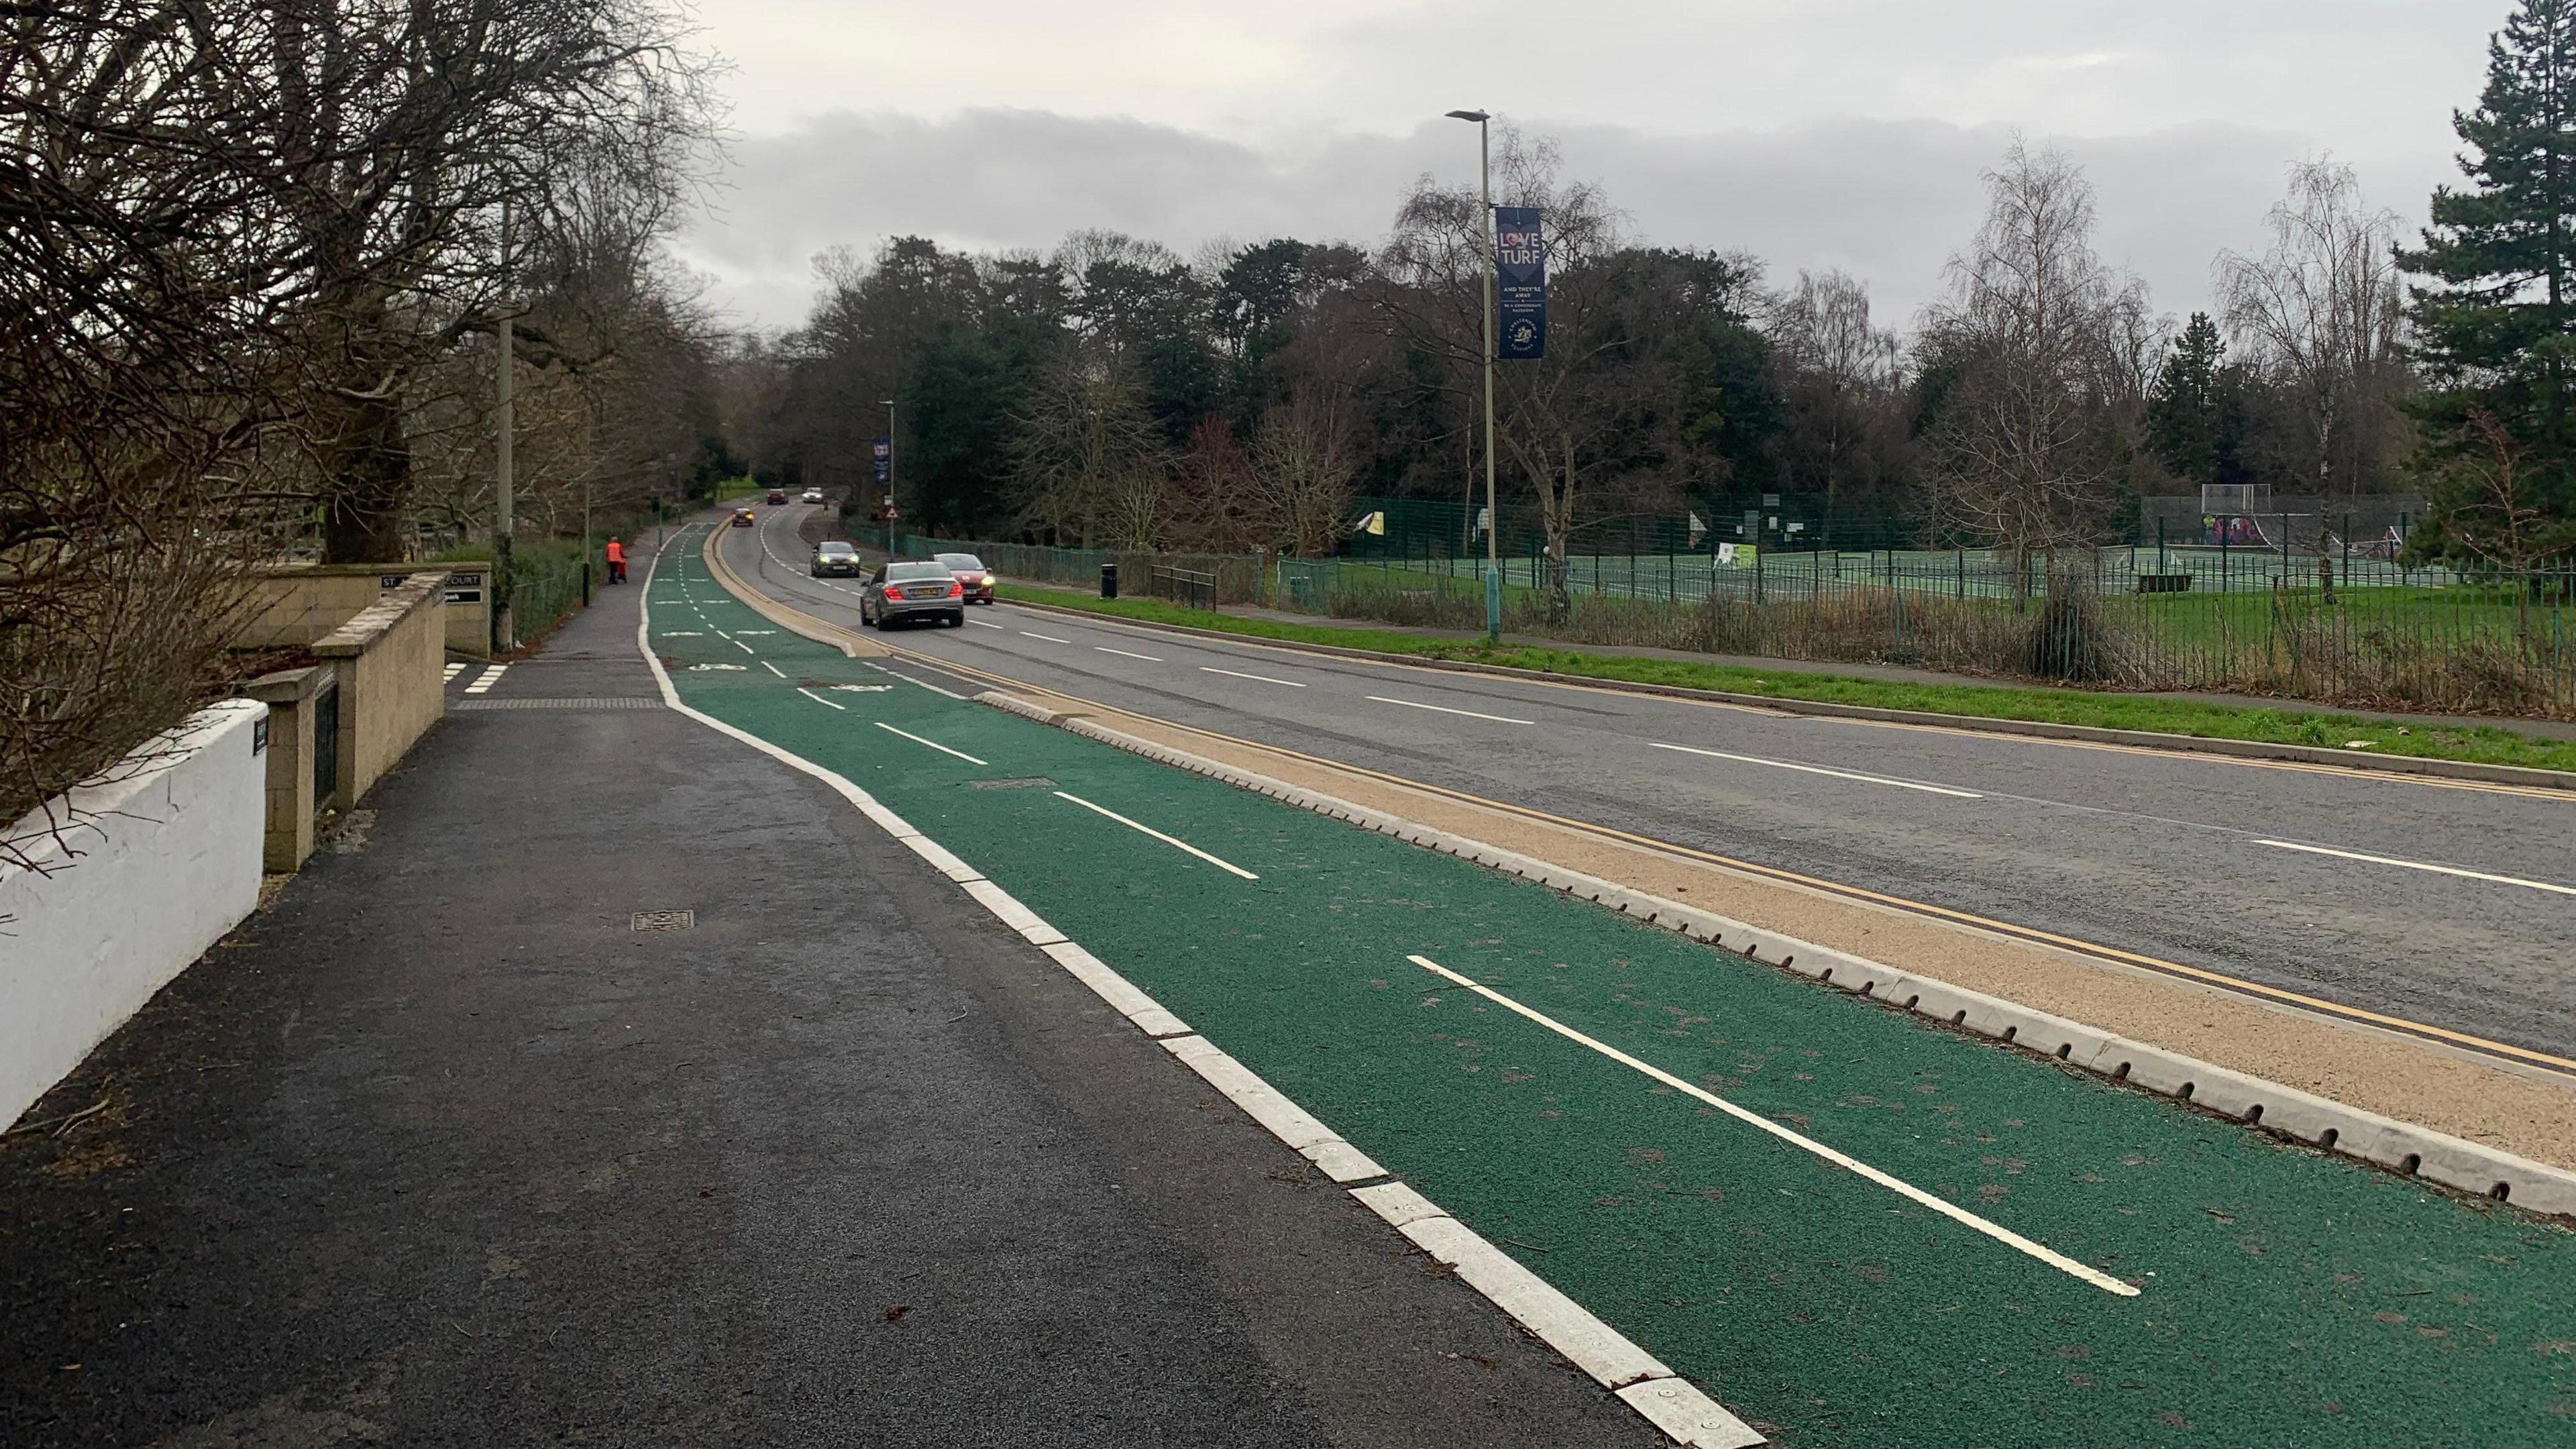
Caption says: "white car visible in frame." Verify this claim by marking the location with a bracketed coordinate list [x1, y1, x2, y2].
[800, 488, 824, 504]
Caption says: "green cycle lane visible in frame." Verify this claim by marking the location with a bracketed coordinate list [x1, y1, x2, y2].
[649, 529, 2575, 1448]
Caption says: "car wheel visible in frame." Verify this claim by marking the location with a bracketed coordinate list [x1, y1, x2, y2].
[947, 612, 965, 628]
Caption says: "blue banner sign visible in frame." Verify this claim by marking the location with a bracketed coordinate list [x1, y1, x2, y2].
[1494, 205, 1546, 360]
[871, 435, 891, 488]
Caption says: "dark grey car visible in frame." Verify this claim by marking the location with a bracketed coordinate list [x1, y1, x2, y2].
[861, 560, 964, 629]
[811, 540, 863, 578]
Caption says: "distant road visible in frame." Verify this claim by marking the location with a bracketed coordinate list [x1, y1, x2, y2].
[731, 509, 2576, 1065]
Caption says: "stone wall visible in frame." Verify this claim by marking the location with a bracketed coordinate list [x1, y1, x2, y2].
[315, 574, 447, 808]
[239, 563, 490, 659]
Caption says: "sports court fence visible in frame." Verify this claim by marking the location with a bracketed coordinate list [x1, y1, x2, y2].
[899, 532, 2576, 718]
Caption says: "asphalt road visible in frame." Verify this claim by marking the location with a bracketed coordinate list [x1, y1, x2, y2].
[732, 508, 2576, 1065]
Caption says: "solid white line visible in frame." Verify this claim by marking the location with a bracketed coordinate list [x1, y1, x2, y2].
[1649, 741, 1984, 799]
[1095, 646, 1165, 662]
[761, 660, 786, 677]
[1052, 791, 1258, 879]
[876, 721, 989, 765]
[968, 618, 1006, 629]
[1020, 631, 1072, 644]
[1201, 666, 1306, 688]
[1366, 694, 1534, 726]
[2255, 839, 2576, 897]
[796, 687, 847, 710]
[1405, 953, 2140, 1298]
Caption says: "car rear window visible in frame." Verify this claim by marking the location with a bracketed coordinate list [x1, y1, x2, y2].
[934, 554, 984, 571]
[883, 562, 951, 582]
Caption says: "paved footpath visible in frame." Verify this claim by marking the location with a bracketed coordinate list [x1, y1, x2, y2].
[657, 526, 2571, 1446]
[0, 532, 1662, 1446]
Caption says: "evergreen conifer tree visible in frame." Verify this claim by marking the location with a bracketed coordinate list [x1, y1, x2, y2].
[2403, 0, 2576, 559]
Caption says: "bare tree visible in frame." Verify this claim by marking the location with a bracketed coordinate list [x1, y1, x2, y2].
[0, 0, 719, 868]
[1251, 384, 1360, 557]
[1383, 129, 1682, 616]
[1010, 339, 1167, 547]
[1766, 269, 1903, 505]
[1919, 138, 2157, 568]
[1, 0, 307, 863]
[251, 0, 720, 562]
[2216, 159, 2410, 506]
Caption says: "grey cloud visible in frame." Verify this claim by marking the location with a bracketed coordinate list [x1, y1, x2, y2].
[676, 107, 2445, 337]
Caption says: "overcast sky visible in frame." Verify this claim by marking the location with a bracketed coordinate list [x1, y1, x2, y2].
[674, 1, 2499, 336]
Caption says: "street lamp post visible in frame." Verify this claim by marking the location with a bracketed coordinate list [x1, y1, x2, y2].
[1447, 108, 1501, 643]
[493, 198, 517, 653]
[879, 397, 898, 555]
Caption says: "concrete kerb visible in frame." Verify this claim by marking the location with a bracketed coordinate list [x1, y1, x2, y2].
[975, 689, 2576, 1222]
[999, 597, 2576, 794]
[669, 533, 1769, 1448]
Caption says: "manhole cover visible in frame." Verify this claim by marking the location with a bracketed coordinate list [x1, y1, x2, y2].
[631, 909, 695, 932]
[969, 777, 1057, 790]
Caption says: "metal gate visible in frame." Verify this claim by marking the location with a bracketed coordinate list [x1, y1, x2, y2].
[311, 675, 340, 812]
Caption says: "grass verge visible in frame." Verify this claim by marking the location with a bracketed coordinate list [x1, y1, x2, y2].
[998, 584, 2576, 774]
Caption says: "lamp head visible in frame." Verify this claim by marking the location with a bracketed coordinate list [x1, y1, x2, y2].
[1446, 109, 1489, 123]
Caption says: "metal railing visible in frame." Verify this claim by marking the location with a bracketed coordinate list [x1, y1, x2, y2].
[1148, 565, 1217, 610]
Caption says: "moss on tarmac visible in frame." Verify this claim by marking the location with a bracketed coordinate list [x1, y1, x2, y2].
[656, 531, 2576, 1448]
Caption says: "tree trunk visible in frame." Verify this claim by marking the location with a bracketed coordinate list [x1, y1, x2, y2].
[319, 381, 415, 564]
[315, 294, 417, 565]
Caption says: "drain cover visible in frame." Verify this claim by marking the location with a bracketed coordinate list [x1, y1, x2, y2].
[631, 909, 695, 932]
[969, 777, 1057, 790]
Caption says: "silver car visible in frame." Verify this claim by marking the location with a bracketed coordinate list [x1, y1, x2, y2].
[861, 560, 964, 629]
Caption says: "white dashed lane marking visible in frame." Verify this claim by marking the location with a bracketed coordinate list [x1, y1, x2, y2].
[1201, 666, 1305, 688]
[1648, 741, 1985, 800]
[1051, 791, 1259, 880]
[875, 722, 989, 766]
[2254, 839, 2576, 897]
[464, 665, 507, 695]
[1366, 694, 1532, 726]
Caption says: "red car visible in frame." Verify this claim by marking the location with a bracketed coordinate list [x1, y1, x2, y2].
[765, 488, 789, 505]
[934, 552, 997, 604]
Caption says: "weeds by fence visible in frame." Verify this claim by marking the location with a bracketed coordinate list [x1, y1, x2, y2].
[431, 536, 594, 644]
[902, 533, 2576, 718]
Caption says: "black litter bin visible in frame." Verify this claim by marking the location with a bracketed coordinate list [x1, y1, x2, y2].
[1101, 563, 1118, 600]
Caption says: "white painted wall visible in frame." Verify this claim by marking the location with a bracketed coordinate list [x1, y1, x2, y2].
[1, 700, 267, 1128]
